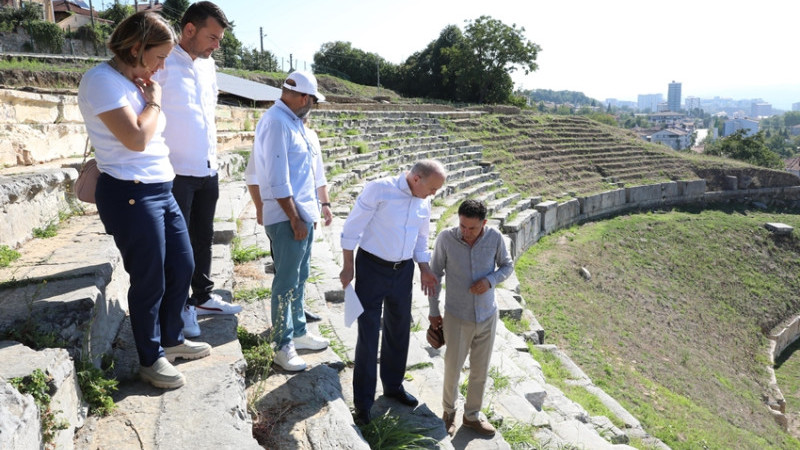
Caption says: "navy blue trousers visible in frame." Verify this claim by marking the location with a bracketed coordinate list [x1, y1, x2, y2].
[352, 250, 414, 412]
[171, 174, 219, 306]
[96, 173, 194, 367]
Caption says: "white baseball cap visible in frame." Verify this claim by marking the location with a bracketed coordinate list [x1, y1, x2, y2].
[283, 70, 326, 103]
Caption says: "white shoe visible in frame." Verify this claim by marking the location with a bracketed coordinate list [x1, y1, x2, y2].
[164, 339, 212, 362]
[196, 293, 242, 315]
[140, 357, 185, 389]
[294, 332, 329, 351]
[181, 305, 201, 338]
[273, 342, 306, 371]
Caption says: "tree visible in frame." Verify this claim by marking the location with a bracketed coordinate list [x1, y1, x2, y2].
[452, 16, 540, 103]
[161, 0, 189, 28]
[100, 3, 133, 26]
[215, 31, 242, 68]
[313, 41, 392, 87]
[704, 130, 783, 169]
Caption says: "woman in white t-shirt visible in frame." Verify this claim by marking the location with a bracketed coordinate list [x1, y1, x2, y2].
[78, 11, 210, 389]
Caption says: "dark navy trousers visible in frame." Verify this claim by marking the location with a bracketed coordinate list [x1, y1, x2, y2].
[171, 174, 219, 306]
[96, 173, 194, 367]
[352, 250, 414, 412]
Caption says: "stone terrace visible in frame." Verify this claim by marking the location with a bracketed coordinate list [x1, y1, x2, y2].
[0, 101, 673, 449]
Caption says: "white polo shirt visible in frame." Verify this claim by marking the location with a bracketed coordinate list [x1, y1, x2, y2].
[152, 45, 218, 177]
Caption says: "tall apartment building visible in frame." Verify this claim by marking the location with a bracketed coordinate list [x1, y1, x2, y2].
[685, 96, 701, 111]
[668, 81, 682, 112]
[751, 102, 772, 118]
[637, 93, 663, 112]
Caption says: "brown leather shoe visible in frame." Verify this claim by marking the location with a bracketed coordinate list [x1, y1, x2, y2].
[442, 411, 455, 436]
[462, 414, 496, 436]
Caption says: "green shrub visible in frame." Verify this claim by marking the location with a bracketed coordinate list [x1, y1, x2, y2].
[0, 245, 20, 268]
[75, 359, 117, 416]
[25, 20, 65, 53]
[10, 369, 68, 445]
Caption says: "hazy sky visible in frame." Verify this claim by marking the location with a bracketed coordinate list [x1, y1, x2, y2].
[211, 1, 799, 109]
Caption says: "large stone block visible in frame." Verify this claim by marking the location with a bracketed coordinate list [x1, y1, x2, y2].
[0, 380, 41, 450]
[580, 188, 625, 217]
[626, 184, 662, 205]
[556, 198, 580, 229]
[535, 200, 558, 234]
[0, 342, 88, 450]
[677, 179, 706, 198]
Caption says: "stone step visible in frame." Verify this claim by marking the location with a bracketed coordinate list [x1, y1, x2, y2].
[0, 341, 86, 450]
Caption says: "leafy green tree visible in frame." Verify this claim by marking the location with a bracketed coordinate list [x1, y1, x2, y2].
[240, 47, 278, 72]
[0, 2, 41, 31]
[784, 111, 800, 128]
[26, 20, 64, 53]
[160, 0, 190, 28]
[451, 16, 540, 103]
[100, 3, 133, 25]
[313, 41, 391, 87]
[704, 130, 783, 169]
[216, 31, 242, 68]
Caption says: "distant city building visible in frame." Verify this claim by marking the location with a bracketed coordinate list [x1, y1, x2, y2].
[793, 102, 800, 112]
[685, 96, 701, 111]
[647, 112, 687, 127]
[723, 118, 759, 137]
[751, 102, 772, 118]
[651, 128, 691, 150]
[668, 81, 682, 112]
[637, 93, 663, 112]
[657, 102, 670, 112]
[605, 98, 618, 107]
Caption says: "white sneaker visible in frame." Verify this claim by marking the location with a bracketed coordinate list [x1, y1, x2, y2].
[181, 305, 201, 338]
[294, 332, 329, 350]
[196, 293, 242, 315]
[273, 342, 306, 371]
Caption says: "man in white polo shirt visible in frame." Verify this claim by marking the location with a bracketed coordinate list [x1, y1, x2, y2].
[153, 1, 241, 339]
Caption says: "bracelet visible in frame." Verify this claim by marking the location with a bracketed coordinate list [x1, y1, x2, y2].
[321, 202, 331, 207]
[145, 102, 161, 113]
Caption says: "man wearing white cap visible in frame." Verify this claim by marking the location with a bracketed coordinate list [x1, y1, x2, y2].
[251, 71, 331, 371]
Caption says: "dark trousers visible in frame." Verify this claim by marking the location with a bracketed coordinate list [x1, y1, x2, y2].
[171, 174, 219, 306]
[352, 250, 414, 412]
[96, 173, 194, 367]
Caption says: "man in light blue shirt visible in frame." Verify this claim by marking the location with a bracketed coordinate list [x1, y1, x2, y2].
[251, 71, 331, 371]
[339, 159, 447, 425]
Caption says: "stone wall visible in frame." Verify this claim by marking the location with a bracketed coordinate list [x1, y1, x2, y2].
[504, 179, 800, 258]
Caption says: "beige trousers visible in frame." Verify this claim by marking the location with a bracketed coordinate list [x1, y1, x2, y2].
[442, 311, 498, 421]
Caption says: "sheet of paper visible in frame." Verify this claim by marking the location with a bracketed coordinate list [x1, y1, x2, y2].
[344, 283, 363, 327]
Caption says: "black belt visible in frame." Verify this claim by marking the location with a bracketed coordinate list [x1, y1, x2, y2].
[358, 248, 410, 270]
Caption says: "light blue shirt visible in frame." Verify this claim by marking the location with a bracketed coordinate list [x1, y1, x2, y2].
[252, 100, 320, 226]
[340, 173, 432, 263]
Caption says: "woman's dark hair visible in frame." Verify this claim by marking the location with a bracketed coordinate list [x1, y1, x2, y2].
[458, 199, 487, 220]
[108, 11, 177, 66]
[180, 1, 230, 30]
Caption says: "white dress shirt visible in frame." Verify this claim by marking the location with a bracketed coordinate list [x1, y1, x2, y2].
[340, 173, 432, 263]
[252, 100, 321, 226]
[152, 45, 218, 177]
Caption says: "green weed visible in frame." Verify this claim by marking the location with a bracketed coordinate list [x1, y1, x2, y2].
[75, 359, 117, 416]
[0, 245, 20, 267]
[9, 369, 69, 445]
[357, 412, 436, 449]
[231, 236, 270, 263]
[234, 286, 271, 303]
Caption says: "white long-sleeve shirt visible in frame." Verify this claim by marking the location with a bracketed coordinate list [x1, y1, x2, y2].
[340, 173, 432, 263]
[152, 45, 218, 177]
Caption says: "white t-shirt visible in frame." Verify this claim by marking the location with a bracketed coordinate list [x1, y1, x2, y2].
[78, 63, 174, 183]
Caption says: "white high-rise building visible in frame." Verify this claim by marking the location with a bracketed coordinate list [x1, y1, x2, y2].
[637, 93, 662, 112]
[668, 81, 682, 112]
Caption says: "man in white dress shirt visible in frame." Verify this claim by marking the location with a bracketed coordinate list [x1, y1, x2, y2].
[339, 159, 447, 425]
[153, 2, 241, 340]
